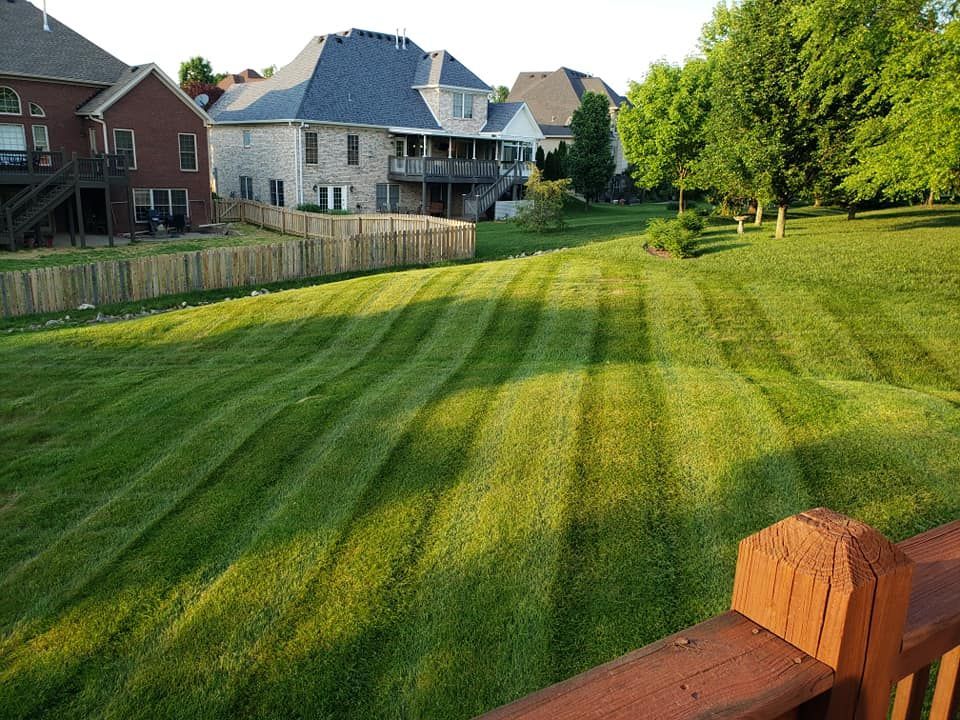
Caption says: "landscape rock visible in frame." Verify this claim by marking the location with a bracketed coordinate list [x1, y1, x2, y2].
[77, 303, 95, 310]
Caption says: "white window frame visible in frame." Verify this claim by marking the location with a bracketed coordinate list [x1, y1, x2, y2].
[28, 103, 45, 118]
[31, 124, 49, 152]
[376, 183, 400, 212]
[178, 132, 198, 172]
[113, 128, 137, 170]
[0, 87, 21, 116]
[242, 129, 252, 148]
[0, 123, 26, 152]
[133, 188, 190, 223]
[315, 185, 350, 212]
[239, 175, 254, 200]
[269, 179, 285, 207]
[453, 92, 474, 119]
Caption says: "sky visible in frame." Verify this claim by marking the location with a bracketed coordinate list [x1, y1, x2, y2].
[37, 0, 718, 95]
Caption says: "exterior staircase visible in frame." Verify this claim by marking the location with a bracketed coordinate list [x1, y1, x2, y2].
[1, 159, 77, 250]
[463, 161, 525, 221]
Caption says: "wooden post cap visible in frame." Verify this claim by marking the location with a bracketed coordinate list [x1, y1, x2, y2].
[732, 508, 914, 720]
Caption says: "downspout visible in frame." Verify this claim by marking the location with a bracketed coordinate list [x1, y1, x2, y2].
[91, 115, 109, 156]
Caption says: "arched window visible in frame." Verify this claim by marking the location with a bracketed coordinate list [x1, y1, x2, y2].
[29, 102, 45, 117]
[0, 87, 22, 115]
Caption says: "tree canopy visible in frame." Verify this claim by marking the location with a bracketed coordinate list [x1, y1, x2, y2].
[619, 58, 711, 214]
[178, 56, 225, 86]
[489, 85, 510, 103]
[568, 92, 616, 205]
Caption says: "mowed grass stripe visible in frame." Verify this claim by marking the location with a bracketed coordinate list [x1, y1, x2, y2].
[364, 259, 600, 719]
[550, 261, 682, 682]
[643, 265, 807, 622]
[224, 259, 558, 720]
[0, 271, 433, 625]
[0, 279, 392, 576]
[0, 262, 512, 719]
[94, 260, 525, 720]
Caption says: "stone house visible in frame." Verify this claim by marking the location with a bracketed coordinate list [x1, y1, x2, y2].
[208, 29, 543, 219]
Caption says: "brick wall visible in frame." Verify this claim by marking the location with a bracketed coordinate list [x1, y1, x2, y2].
[104, 73, 212, 228]
[0, 77, 100, 156]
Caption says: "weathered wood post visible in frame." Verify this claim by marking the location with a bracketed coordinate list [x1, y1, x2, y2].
[732, 508, 914, 720]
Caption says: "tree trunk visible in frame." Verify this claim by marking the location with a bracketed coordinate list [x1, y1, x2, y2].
[847, 204, 857, 220]
[775, 204, 787, 239]
[678, 186, 685, 215]
[755, 203, 764, 226]
[927, 189, 935, 208]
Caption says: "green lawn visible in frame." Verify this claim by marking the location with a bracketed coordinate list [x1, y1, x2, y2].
[0, 205, 958, 719]
[0, 223, 289, 273]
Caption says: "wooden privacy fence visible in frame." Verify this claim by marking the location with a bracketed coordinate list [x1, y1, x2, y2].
[480, 508, 960, 720]
[0, 206, 474, 318]
[213, 198, 473, 238]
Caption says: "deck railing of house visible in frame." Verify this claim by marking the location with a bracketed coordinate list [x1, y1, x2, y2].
[0, 150, 66, 179]
[477, 508, 960, 720]
[388, 156, 502, 181]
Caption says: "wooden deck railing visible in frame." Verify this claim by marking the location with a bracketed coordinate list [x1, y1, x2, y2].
[479, 508, 960, 720]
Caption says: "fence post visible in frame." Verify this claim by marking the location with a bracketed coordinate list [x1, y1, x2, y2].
[731, 508, 914, 720]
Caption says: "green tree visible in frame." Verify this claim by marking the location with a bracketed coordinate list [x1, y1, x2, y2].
[489, 85, 510, 103]
[792, 0, 936, 218]
[568, 92, 616, 205]
[515, 167, 571, 232]
[262, 64, 278, 78]
[535, 145, 546, 172]
[843, 16, 960, 206]
[705, 0, 816, 238]
[618, 58, 711, 214]
[179, 56, 221, 86]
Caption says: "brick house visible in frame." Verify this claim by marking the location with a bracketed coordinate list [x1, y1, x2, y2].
[208, 29, 543, 219]
[0, 0, 212, 249]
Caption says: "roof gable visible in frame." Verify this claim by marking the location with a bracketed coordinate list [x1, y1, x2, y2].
[414, 50, 489, 91]
[508, 67, 626, 128]
[76, 64, 212, 122]
[0, 0, 127, 85]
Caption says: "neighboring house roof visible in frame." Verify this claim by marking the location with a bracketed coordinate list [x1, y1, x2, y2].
[76, 63, 212, 122]
[217, 69, 264, 90]
[538, 124, 574, 138]
[210, 29, 489, 130]
[481, 103, 526, 133]
[0, 0, 128, 85]
[413, 50, 489, 91]
[508, 67, 627, 128]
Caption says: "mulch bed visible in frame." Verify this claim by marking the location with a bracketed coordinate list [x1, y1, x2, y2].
[645, 246, 673, 259]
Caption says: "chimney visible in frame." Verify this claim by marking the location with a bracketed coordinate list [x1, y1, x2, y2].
[42, 0, 51, 32]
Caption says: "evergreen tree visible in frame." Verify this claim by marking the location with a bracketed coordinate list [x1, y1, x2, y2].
[568, 93, 615, 205]
[535, 146, 546, 172]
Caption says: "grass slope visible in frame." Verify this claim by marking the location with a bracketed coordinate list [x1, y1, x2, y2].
[1, 205, 959, 719]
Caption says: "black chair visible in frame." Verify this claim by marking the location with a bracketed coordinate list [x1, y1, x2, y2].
[169, 214, 187, 234]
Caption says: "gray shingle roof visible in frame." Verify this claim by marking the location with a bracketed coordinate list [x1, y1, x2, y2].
[0, 0, 127, 85]
[210, 29, 489, 129]
[414, 50, 489, 91]
[481, 103, 525, 133]
[538, 124, 574, 137]
[75, 65, 153, 115]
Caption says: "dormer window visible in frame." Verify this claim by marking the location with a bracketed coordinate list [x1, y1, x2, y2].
[453, 92, 473, 119]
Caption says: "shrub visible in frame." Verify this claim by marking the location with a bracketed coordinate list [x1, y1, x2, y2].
[515, 167, 571, 233]
[678, 209, 706, 233]
[645, 216, 703, 258]
[295, 203, 351, 215]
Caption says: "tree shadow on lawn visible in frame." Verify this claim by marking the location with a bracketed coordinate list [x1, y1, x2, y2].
[4, 311, 959, 720]
[892, 213, 960, 231]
